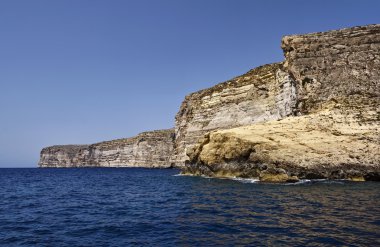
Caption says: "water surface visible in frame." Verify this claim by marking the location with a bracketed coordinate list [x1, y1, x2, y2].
[0, 168, 379, 246]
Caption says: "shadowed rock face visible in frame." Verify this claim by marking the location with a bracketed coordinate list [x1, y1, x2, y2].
[39, 129, 175, 168]
[39, 145, 90, 167]
[174, 63, 297, 165]
[183, 24, 380, 181]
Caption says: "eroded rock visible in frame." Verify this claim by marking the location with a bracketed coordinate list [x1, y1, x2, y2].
[184, 110, 380, 181]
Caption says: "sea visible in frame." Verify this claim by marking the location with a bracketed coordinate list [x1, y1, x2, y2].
[0, 168, 379, 246]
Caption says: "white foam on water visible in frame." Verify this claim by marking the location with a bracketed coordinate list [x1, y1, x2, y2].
[231, 177, 260, 183]
[202, 175, 260, 183]
[284, 179, 312, 186]
[174, 174, 347, 185]
[173, 173, 200, 177]
[173, 173, 218, 179]
[174, 173, 260, 183]
[321, 179, 345, 184]
[284, 179, 348, 186]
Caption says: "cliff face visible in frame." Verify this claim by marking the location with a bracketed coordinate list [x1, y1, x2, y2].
[39, 145, 90, 168]
[174, 63, 297, 164]
[39, 129, 175, 168]
[282, 24, 380, 114]
[183, 24, 380, 181]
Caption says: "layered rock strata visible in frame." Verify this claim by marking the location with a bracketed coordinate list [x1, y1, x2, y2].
[39, 129, 175, 168]
[183, 24, 380, 181]
[174, 63, 297, 164]
[282, 24, 380, 115]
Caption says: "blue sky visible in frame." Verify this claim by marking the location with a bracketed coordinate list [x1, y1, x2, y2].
[0, 0, 379, 167]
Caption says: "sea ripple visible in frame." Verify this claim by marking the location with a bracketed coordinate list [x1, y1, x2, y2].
[0, 168, 379, 246]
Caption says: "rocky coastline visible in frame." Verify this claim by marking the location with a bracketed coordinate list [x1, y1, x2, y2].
[39, 24, 380, 182]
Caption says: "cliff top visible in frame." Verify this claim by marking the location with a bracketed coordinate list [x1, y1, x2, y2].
[282, 24, 380, 56]
[282, 24, 380, 40]
[40, 128, 175, 152]
[40, 145, 89, 155]
[280, 23, 380, 114]
[91, 128, 175, 148]
[182, 24, 380, 106]
[184, 62, 283, 101]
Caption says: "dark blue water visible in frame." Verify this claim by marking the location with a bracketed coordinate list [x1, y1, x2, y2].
[0, 168, 379, 246]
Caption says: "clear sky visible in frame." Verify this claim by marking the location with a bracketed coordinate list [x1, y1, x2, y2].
[0, 0, 379, 167]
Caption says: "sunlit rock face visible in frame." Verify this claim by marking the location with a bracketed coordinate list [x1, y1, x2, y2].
[183, 24, 380, 181]
[173, 63, 297, 165]
[281, 24, 380, 115]
[39, 129, 175, 168]
[184, 110, 380, 182]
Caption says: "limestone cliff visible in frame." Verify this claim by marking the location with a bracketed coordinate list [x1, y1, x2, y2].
[39, 145, 90, 168]
[39, 129, 175, 168]
[174, 63, 297, 164]
[282, 24, 380, 115]
[183, 24, 380, 181]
